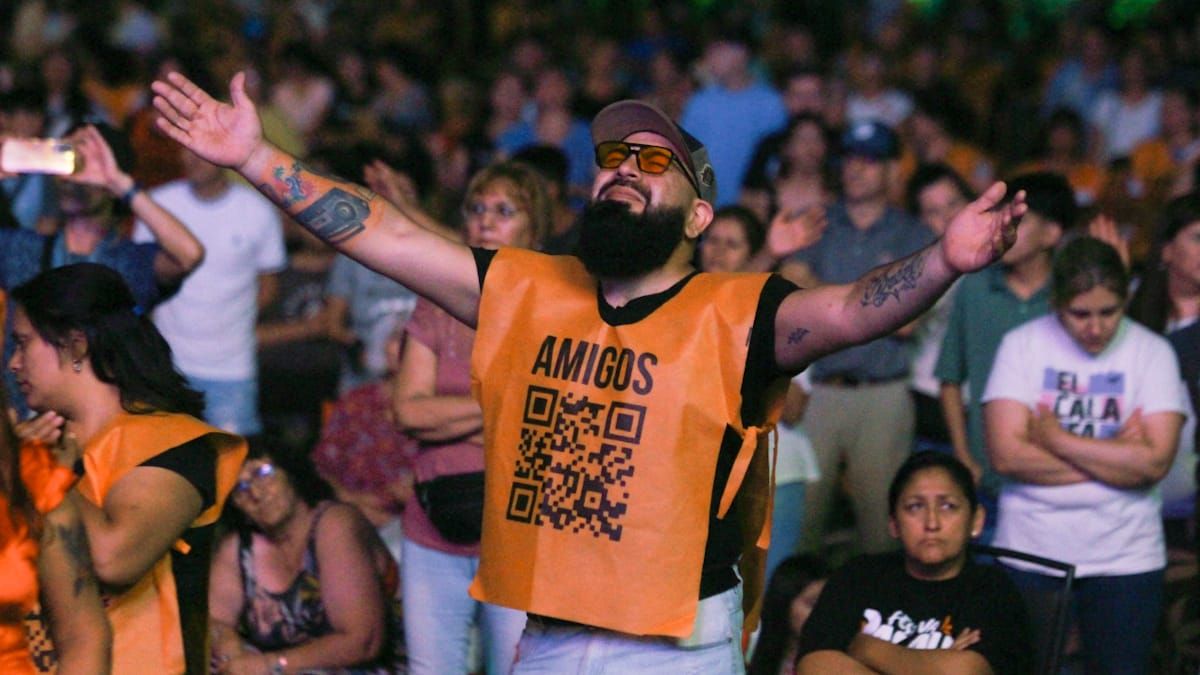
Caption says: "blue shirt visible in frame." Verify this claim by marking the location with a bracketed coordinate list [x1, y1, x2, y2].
[1, 174, 55, 230]
[0, 228, 159, 306]
[496, 116, 595, 204]
[681, 82, 787, 206]
[790, 203, 935, 381]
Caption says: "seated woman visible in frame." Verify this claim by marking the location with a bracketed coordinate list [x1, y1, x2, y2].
[984, 236, 1187, 674]
[747, 553, 829, 675]
[795, 451, 1031, 675]
[0, 387, 109, 674]
[7, 263, 247, 674]
[208, 439, 403, 674]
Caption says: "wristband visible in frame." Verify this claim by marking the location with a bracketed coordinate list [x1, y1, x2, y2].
[119, 181, 142, 208]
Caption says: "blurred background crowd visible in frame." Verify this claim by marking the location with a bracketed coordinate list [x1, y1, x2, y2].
[5, 0, 1200, 673]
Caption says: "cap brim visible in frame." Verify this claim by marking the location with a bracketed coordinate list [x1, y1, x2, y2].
[592, 100, 716, 202]
[592, 100, 691, 164]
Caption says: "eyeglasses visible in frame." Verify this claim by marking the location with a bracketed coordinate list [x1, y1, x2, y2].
[595, 141, 680, 174]
[462, 202, 523, 220]
[594, 140, 701, 197]
[233, 462, 277, 496]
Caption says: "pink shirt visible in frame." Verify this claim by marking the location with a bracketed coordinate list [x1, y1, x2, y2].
[401, 298, 484, 555]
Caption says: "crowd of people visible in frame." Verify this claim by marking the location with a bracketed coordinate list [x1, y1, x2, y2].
[2, 0, 1200, 673]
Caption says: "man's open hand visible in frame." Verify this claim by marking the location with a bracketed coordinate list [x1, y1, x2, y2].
[940, 182, 1027, 274]
[151, 71, 263, 171]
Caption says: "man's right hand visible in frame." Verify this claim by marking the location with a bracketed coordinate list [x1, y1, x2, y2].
[151, 71, 263, 171]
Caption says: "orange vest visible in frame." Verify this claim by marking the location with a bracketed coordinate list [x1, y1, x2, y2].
[0, 442, 74, 675]
[469, 249, 781, 637]
[77, 412, 246, 675]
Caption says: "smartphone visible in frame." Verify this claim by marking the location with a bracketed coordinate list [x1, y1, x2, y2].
[1, 138, 76, 175]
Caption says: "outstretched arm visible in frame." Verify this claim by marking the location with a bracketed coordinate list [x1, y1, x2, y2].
[774, 182, 1026, 372]
[152, 72, 482, 327]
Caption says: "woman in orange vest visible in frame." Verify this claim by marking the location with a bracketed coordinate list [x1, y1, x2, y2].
[0, 386, 110, 674]
[7, 262, 247, 674]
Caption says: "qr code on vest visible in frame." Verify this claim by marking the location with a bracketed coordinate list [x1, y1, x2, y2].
[506, 386, 641, 541]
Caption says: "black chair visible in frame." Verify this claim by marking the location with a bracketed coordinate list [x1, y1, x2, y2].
[970, 543, 1076, 675]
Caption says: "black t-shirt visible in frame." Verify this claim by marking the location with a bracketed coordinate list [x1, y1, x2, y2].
[798, 552, 1032, 675]
[473, 248, 797, 597]
[138, 435, 218, 510]
[132, 434, 220, 674]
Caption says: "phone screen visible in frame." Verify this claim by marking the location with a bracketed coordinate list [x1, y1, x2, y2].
[1, 139, 77, 175]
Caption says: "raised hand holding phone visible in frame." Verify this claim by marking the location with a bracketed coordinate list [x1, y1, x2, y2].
[0, 137, 77, 175]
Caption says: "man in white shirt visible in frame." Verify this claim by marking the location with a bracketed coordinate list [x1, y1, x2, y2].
[135, 148, 285, 435]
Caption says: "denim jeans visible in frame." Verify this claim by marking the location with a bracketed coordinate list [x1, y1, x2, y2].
[187, 375, 262, 436]
[401, 537, 527, 675]
[512, 585, 745, 674]
[1006, 566, 1164, 675]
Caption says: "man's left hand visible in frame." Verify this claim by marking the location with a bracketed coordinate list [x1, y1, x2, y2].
[940, 182, 1027, 274]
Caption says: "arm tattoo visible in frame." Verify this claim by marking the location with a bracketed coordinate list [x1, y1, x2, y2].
[860, 250, 928, 308]
[260, 160, 378, 244]
[296, 188, 371, 243]
[272, 162, 313, 208]
[258, 182, 281, 203]
[787, 328, 811, 345]
[53, 522, 97, 597]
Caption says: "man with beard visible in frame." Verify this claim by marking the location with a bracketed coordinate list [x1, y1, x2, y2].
[153, 72, 1026, 673]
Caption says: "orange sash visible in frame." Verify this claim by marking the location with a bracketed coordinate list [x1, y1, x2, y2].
[0, 442, 75, 675]
[470, 249, 780, 637]
[76, 412, 246, 675]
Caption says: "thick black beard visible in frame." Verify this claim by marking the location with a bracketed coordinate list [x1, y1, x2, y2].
[574, 200, 687, 279]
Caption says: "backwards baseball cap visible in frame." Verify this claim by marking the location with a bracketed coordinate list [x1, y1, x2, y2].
[841, 120, 900, 160]
[591, 100, 717, 204]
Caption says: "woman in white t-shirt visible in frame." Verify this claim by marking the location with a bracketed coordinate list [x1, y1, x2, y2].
[983, 236, 1187, 675]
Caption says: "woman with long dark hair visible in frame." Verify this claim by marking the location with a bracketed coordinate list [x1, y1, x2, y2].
[747, 554, 828, 675]
[8, 262, 247, 674]
[1128, 191, 1200, 333]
